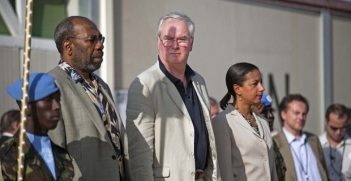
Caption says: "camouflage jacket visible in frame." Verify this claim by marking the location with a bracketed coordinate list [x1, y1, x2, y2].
[0, 135, 74, 181]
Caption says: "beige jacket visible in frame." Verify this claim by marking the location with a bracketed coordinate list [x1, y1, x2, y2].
[212, 105, 277, 181]
[126, 62, 219, 181]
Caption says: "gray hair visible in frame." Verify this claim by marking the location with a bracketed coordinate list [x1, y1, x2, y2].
[157, 12, 195, 38]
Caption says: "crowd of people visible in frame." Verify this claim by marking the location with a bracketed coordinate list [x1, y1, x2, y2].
[0, 12, 350, 181]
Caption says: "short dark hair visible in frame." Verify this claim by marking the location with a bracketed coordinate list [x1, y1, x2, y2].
[54, 17, 74, 54]
[325, 103, 348, 122]
[54, 16, 94, 54]
[0, 110, 20, 133]
[279, 94, 309, 114]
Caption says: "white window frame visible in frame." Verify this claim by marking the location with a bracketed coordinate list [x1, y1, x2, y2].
[0, 0, 56, 50]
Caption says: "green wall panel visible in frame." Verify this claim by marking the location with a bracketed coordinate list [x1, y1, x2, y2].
[32, 0, 67, 38]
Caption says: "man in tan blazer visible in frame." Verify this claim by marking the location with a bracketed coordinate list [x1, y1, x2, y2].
[48, 16, 126, 181]
[126, 12, 219, 181]
[273, 94, 328, 181]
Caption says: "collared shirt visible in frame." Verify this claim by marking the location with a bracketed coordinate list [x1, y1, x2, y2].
[26, 132, 56, 179]
[283, 128, 323, 181]
[2, 132, 14, 137]
[319, 132, 351, 181]
[59, 62, 105, 113]
[159, 59, 209, 170]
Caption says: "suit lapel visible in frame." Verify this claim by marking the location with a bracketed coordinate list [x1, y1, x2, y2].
[191, 76, 218, 175]
[275, 132, 297, 180]
[99, 86, 123, 131]
[53, 67, 108, 139]
[191, 78, 210, 120]
[306, 134, 328, 181]
[158, 67, 193, 122]
[253, 114, 266, 139]
[307, 136, 319, 157]
[164, 81, 192, 122]
[230, 108, 262, 138]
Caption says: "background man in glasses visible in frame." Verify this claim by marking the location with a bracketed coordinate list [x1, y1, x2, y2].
[48, 16, 126, 181]
[319, 103, 351, 180]
[126, 12, 219, 180]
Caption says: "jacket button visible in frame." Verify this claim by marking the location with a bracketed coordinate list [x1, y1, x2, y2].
[112, 155, 117, 160]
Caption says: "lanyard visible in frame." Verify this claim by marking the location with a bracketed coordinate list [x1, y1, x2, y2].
[290, 142, 309, 181]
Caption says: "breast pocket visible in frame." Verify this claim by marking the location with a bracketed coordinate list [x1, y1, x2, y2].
[154, 167, 170, 178]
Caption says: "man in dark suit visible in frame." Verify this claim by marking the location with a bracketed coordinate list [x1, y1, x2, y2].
[0, 110, 20, 145]
[48, 16, 126, 181]
[273, 94, 328, 181]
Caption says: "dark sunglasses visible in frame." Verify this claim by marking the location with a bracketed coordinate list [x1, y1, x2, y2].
[328, 125, 346, 131]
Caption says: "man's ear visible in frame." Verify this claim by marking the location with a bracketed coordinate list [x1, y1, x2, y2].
[280, 110, 287, 122]
[189, 37, 194, 51]
[63, 40, 72, 56]
[11, 121, 20, 130]
[25, 104, 32, 117]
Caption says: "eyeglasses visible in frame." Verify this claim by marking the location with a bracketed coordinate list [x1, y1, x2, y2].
[70, 34, 105, 44]
[328, 125, 346, 132]
[159, 35, 192, 47]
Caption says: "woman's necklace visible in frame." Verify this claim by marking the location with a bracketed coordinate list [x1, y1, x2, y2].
[241, 112, 255, 125]
[235, 105, 260, 134]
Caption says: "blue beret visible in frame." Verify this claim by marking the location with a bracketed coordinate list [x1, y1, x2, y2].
[6, 73, 59, 102]
[261, 93, 272, 107]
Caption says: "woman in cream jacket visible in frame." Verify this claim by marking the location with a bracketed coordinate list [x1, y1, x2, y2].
[212, 62, 277, 181]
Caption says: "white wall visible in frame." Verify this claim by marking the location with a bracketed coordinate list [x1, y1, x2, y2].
[1, 0, 351, 135]
[333, 16, 351, 107]
[0, 47, 21, 114]
[119, 0, 327, 134]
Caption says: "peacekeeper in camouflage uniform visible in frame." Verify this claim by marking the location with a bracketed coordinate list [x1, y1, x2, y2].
[0, 73, 74, 181]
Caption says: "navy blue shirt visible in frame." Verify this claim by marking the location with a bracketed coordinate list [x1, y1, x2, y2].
[159, 59, 209, 170]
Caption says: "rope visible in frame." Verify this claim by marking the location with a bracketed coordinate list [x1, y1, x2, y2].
[17, 0, 34, 180]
